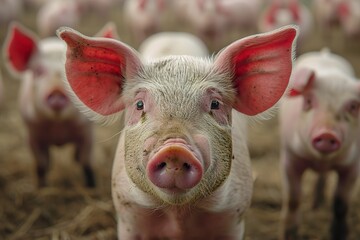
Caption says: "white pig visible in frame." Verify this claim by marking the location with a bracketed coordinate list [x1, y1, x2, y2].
[138, 32, 209, 58]
[3, 22, 95, 187]
[36, 0, 86, 38]
[337, 0, 360, 39]
[279, 49, 360, 240]
[258, 0, 313, 47]
[123, 0, 166, 46]
[182, 0, 230, 51]
[57, 25, 298, 239]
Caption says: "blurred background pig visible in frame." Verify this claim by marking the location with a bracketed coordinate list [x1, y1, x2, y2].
[279, 49, 360, 240]
[258, 0, 313, 48]
[123, 0, 166, 46]
[36, 0, 87, 38]
[138, 31, 209, 58]
[3, 23, 96, 188]
[58, 25, 297, 239]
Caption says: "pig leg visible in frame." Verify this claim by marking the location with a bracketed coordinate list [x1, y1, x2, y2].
[74, 133, 95, 188]
[280, 151, 306, 240]
[313, 172, 327, 209]
[29, 137, 50, 187]
[331, 165, 358, 240]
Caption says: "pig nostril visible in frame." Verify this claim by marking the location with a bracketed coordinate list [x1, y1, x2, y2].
[183, 163, 191, 171]
[157, 162, 166, 170]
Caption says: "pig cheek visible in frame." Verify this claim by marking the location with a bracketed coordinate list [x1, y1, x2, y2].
[123, 126, 156, 194]
[202, 122, 232, 190]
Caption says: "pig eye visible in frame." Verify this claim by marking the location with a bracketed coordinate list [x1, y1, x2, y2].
[210, 100, 220, 110]
[303, 94, 313, 111]
[345, 101, 360, 117]
[136, 100, 144, 110]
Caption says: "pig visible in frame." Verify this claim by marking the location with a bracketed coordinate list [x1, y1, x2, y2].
[123, 0, 166, 46]
[138, 32, 209, 58]
[258, 0, 313, 48]
[57, 24, 298, 239]
[279, 48, 360, 240]
[0, 0, 23, 26]
[36, 0, 86, 38]
[3, 22, 95, 188]
[181, 0, 229, 51]
[337, 0, 360, 39]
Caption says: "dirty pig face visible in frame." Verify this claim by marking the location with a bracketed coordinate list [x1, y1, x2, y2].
[123, 57, 235, 205]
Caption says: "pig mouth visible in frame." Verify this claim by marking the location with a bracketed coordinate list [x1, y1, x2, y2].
[146, 140, 204, 194]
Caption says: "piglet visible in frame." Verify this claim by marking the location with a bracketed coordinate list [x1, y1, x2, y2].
[258, 0, 313, 48]
[337, 0, 360, 39]
[3, 22, 95, 188]
[138, 31, 209, 58]
[123, 0, 166, 46]
[36, 0, 86, 38]
[57, 25, 298, 239]
[279, 49, 360, 240]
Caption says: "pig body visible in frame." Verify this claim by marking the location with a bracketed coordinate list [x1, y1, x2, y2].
[36, 0, 85, 37]
[123, 0, 166, 46]
[337, 0, 360, 39]
[138, 32, 209, 58]
[58, 25, 297, 239]
[258, 0, 313, 47]
[4, 23, 95, 187]
[279, 49, 360, 239]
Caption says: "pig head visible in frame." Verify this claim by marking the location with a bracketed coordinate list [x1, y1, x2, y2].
[58, 25, 298, 239]
[3, 22, 96, 187]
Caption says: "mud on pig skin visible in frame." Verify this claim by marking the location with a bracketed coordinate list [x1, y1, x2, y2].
[279, 48, 360, 240]
[3, 22, 96, 188]
[57, 25, 298, 239]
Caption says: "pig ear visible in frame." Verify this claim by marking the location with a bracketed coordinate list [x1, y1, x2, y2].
[214, 25, 298, 116]
[288, 68, 315, 97]
[57, 27, 142, 119]
[3, 22, 39, 75]
[95, 21, 120, 39]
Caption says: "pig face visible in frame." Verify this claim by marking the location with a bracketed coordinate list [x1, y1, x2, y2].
[289, 68, 360, 159]
[57, 25, 298, 205]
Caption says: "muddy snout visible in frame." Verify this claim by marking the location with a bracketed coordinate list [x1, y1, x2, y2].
[46, 90, 69, 111]
[146, 139, 203, 192]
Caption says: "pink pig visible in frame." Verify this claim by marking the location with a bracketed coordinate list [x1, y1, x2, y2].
[36, 0, 86, 38]
[279, 49, 360, 240]
[258, 0, 313, 47]
[3, 22, 117, 187]
[57, 25, 298, 239]
[337, 0, 360, 39]
[123, 0, 166, 46]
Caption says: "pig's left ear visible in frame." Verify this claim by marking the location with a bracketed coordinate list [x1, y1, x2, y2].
[214, 25, 298, 116]
[57, 27, 142, 118]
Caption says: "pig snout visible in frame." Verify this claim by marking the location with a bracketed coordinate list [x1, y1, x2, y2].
[46, 90, 69, 111]
[146, 138, 204, 192]
[312, 131, 341, 154]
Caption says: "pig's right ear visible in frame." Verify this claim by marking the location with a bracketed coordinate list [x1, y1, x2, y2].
[57, 27, 142, 120]
[3, 22, 39, 76]
[288, 67, 315, 97]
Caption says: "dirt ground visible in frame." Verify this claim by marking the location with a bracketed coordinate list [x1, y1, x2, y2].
[0, 2, 360, 240]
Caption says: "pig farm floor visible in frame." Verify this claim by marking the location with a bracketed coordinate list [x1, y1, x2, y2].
[1, 3, 360, 240]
